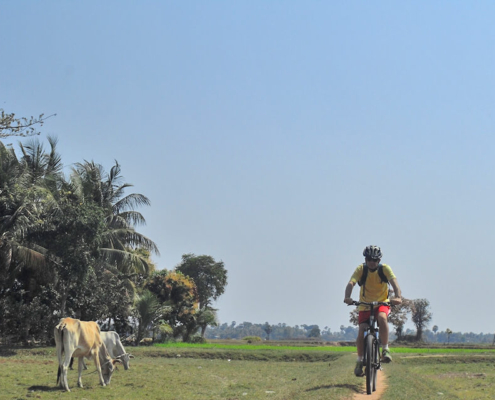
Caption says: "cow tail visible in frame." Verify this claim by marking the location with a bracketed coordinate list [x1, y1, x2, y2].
[56, 324, 64, 385]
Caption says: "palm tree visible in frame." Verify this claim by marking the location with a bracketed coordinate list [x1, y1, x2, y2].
[0, 138, 63, 339]
[70, 160, 159, 275]
[0, 138, 61, 285]
[134, 290, 164, 344]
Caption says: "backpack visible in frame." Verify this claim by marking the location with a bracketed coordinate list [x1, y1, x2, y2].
[357, 264, 389, 298]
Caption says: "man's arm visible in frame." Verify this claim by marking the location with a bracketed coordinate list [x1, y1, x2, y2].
[344, 281, 355, 304]
[389, 278, 402, 305]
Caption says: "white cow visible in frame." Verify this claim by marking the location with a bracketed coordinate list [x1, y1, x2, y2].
[101, 331, 134, 370]
[54, 318, 121, 392]
[69, 331, 134, 370]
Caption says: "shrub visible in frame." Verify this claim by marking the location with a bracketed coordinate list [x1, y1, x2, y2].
[190, 336, 207, 344]
[243, 336, 262, 342]
[155, 322, 174, 343]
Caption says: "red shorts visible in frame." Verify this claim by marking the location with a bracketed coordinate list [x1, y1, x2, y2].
[358, 305, 391, 324]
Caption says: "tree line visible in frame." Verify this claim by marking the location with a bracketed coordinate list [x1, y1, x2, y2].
[205, 321, 495, 344]
[207, 296, 494, 344]
[0, 114, 227, 344]
[205, 321, 360, 341]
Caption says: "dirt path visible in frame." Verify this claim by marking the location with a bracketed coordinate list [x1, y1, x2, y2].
[353, 369, 387, 400]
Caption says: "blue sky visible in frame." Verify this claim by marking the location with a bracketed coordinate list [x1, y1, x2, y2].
[2, 2, 495, 334]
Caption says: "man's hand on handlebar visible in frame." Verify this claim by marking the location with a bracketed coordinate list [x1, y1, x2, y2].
[390, 298, 402, 306]
[344, 297, 354, 305]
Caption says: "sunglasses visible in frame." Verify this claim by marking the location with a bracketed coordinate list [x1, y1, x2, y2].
[365, 257, 380, 262]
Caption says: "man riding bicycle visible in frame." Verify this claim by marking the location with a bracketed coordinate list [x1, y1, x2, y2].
[344, 245, 402, 377]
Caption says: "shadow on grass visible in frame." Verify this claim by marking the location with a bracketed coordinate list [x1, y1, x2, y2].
[28, 385, 60, 392]
[0, 346, 17, 357]
[306, 383, 360, 393]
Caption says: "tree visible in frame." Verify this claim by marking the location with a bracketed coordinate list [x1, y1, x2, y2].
[0, 138, 162, 341]
[411, 299, 433, 341]
[446, 328, 453, 344]
[175, 254, 227, 310]
[0, 136, 163, 343]
[0, 137, 68, 335]
[0, 138, 61, 284]
[388, 298, 414, 341]
[263, 322, 273, 340]
[432, 325, 439, 334]
[144, 270, 198, 341]
[133, 290, 164, 344]
[349, 309, 359, 326]
[70, 160, 159, 275]
[308, 326, 321, 338]
[0, 109, 55, 138]
[196, 308, 218, 338]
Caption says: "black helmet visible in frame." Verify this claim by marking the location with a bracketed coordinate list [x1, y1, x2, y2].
[363, 245, 382, 260]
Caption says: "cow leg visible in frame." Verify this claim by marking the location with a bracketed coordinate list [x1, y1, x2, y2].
[94, 352, 106, 387]
[55, 338, 65, 389]
[77, 357, 84, 388]
[62, 351, 73, 392]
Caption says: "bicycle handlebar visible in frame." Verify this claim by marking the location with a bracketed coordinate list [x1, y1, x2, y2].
[348, 301, 391, 307]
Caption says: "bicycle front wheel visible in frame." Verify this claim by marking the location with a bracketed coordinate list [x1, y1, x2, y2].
[365, 334, 374, 395]
[372, 340, 379, 392]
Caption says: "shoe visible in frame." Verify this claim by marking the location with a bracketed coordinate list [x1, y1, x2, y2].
[381, 349, 392, 363]
[354, 361, 364, 377]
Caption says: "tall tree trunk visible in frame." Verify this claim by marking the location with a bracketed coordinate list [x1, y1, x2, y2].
[60, 291, 67, 318]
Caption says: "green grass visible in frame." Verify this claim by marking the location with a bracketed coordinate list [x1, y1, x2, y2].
[382, 354, 495, 399]
[155, 342, 354, 351]
[2, 344, 495, 399]
[390, 347, 495, 354]
[155, 342, 495, 354]
[0, 346, 356, 400]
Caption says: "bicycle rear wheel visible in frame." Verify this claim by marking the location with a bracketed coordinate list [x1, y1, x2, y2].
[365, 334, 374, 395]
[372, 340, 379, 392]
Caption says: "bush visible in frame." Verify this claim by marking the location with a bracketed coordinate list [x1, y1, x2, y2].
[190, 336, 207, 344]
[155, 323, 174, 343]
[243, 336, 262, 342]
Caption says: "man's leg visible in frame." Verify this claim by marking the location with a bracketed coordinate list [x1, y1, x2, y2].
[354, 323, 368, 376]
[377, 312, 392, 362]
[356, 323, 367, 357]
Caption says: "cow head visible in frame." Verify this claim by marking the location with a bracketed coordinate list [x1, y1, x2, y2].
[101, 358, 122, 384]
[115, 353, 134, 370]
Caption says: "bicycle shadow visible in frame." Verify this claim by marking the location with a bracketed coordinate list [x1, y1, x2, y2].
[306, 383, 361, 393]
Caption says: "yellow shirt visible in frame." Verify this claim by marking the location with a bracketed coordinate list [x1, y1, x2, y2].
[350, 263, 396, 311]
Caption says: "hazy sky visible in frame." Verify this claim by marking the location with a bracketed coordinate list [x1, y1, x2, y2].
[2, 2, 495, 335]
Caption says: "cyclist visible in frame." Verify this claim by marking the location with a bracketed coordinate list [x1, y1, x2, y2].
[343, 245, 402, 377]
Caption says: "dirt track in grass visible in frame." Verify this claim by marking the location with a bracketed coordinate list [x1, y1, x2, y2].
[353, 369, 387, 400]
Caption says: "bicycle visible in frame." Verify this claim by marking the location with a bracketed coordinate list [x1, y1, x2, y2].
[349, 300, 390, 395]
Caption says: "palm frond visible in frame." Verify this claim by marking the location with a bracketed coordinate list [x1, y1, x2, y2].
[102, 229, 159, 255]
[108, 211, 147, 227]
[112, 193, 151, 214]
[99, 248, 153, 275]
[12, 242, 48, 269]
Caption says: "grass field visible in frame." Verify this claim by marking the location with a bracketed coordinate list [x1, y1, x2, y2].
[1, 343, 495, 399]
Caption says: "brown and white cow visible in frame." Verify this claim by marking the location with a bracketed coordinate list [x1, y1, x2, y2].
[69, 331, 134, 371]
[54, 317, 121, 392]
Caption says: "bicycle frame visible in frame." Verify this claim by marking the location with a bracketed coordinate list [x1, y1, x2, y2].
[351, 301, 389, 395]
